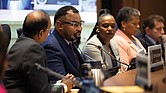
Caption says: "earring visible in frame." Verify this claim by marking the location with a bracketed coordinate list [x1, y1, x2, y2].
[96, 29, 100, 33]
[123, 28, 125, 31]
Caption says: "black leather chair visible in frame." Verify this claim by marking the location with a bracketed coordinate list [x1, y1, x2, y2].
[1, 24, 11, 48]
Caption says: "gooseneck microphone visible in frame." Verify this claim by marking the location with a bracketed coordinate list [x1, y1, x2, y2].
[97, 44, 137, 70]
[87, 43, 129, 68]
[72, 37, 121, 72]
[160, 35, 166, 85]
[160, 35, 165, 61]
[35, 63, 87, 89]
[35, 63, 103, 93]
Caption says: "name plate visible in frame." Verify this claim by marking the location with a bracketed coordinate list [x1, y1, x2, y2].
[148, 44, 163, 71]
[135, 54, 151, 87]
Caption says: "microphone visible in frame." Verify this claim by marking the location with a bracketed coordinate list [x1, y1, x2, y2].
[97, 45, 137, 70]
[72, 37, 121, 77]
[161, 35, 166, 43]
[160, 35, 165, 61]
[35, 63, 104, 93]
[83, 52, 96, 60]
[160, 36, 166, 84]
[87, 43, 129, 67]
[74, 40, 121, 72]
[34, 63, 87, 89]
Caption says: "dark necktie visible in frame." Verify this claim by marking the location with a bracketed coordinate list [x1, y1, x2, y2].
[69, 43, 80, 67]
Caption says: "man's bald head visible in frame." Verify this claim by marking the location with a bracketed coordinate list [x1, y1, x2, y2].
[23, 10, 50, 38]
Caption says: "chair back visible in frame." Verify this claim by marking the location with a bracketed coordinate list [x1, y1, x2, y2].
[1, 24, 11, 47]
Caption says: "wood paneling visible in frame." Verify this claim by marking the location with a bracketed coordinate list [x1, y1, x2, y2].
[139, 0, 166, 27]
[97, 0, 166, 30]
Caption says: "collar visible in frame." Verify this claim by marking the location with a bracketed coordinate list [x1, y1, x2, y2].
[145, 34, 156, 44]
[116, 29, 133, 44]
[64, 38, 72, 45]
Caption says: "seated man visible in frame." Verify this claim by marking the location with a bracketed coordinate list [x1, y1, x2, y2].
[42, 6, 85, 81]
[3, 9, 74, 93]
[136, 15, 165, 52]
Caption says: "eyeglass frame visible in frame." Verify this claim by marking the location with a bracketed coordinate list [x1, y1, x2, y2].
[60, 20, 85, 28]
[40, 28, 52, 35]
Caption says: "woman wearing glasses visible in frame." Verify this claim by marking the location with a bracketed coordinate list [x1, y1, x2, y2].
[82, 9, 119, 78]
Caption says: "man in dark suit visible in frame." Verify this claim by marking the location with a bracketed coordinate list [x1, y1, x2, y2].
[3, 9, 75, 93]
[42, 6, 85, 81]
[136, 15, 165, 51]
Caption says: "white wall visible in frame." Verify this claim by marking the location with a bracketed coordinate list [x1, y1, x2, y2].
[0, 10, 96, 50]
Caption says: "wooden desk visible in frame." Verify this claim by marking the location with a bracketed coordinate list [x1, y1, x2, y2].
[103, 69, 166, 93]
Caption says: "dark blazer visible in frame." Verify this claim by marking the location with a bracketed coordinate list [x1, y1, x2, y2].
[42, 30, 84, 81]
[3, 34, 51, 93]
[136, 31, 155, 52]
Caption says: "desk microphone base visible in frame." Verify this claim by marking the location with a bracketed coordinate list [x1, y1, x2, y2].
[143, 85, 153, 91]
[151, 65, 163, 72]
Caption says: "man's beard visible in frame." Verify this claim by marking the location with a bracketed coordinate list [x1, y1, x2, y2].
[74, 36, 81, 48]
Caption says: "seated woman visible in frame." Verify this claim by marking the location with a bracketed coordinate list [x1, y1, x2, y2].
[111, 7, 146, 72]
[82, 9, 119, 78]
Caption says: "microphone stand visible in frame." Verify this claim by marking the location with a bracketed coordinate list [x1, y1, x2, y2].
[35, 63, 85, 89]
[160, 36, 165, 62]
[99, 46, 129, 66]
[87, 43, 139, 71]
[160, 36, 166, 84]
[35, 63, 104, 93]
[96, 45, 137, 71]
[88, 43, 130, 68]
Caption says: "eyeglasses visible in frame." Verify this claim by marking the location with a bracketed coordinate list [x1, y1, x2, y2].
[61, 21, 85, 28]
[46, 28, 53, 34]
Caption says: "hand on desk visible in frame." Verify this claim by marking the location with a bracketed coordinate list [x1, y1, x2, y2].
[61, 74, 76, 92]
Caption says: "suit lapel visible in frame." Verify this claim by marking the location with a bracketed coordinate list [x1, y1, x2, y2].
[53, 31, 80, 70]
[130, 36, 146, 53]
[145, 36, 155, 46]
